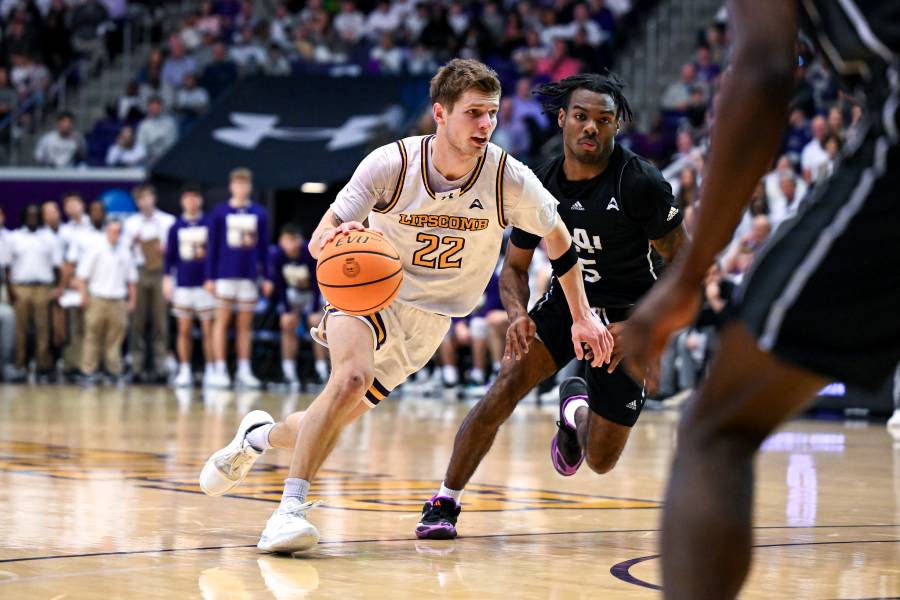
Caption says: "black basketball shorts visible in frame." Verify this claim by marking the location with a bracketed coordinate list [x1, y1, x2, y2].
[733, 113, 900, 391]
[529, 288, 644, 427]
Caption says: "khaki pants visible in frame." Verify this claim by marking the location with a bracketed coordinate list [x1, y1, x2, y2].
[12, 284, 54, 370]
[131, 269, 168, 374]
[62, 306, 85, 372]
[81, 297, 127, 375]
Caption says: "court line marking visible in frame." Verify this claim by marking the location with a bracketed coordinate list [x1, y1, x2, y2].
[610, 540, 900, 591]
[2, 525, 899, 566]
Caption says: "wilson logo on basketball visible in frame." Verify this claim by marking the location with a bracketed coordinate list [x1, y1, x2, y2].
[342, 258, 361, 277]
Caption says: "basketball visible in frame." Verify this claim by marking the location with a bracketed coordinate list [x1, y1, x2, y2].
[316, 230, 403, 316]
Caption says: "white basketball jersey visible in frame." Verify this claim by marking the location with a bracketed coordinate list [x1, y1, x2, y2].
[368, 135, 512, 317]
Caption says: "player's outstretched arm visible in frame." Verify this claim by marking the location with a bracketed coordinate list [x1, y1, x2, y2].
[623, 0, 796, 390]
[499, 238, 537, 361]
[544, 220, 613, 367]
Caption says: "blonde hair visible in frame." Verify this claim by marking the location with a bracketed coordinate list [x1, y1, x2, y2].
[429, 59, 501, 112]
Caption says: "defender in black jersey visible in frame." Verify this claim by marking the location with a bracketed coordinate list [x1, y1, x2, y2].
[416, 73, 688, 540]
[622, 1, 900, 598]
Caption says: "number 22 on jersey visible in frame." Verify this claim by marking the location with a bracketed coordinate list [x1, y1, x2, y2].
[412, 233, 465, 269]
[573, 227, 602, 283]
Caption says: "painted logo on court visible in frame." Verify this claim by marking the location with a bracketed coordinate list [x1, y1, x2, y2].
[0, 442, 659, 512]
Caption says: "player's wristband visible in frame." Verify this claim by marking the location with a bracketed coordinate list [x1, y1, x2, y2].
[549, 243, 579, 277]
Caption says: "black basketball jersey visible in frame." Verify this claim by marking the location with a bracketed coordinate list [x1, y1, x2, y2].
[511, 144, 681, 308]
[798, 0, 899, 103]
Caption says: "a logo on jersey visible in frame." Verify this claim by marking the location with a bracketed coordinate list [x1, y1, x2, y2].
[469, 199, 484, 210]
[667, 206, 679, 221]
[571, 201, 585, 211]
[342, 257, 360, 278]
[398, 213, 489, 231]
[607, 197, 620, 211]
[439, 192, 456, 201]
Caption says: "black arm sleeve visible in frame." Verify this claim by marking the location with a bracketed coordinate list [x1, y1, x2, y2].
[509, 226, 541, 250]
[621, 158, 683, 240]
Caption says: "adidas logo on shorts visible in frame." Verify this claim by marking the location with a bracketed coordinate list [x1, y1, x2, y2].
[626, 400, 639, 410]
[571, 201, 585, 211]
[667, 206, 679, 221]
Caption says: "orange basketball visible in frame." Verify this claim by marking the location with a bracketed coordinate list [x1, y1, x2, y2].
[316, 230, 403, 316]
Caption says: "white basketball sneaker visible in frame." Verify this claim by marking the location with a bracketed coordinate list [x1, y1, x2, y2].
[206, 370, 232, 389]
[257, 498, 322, 554]
[888, 408, 900, 440]
[199, 410, 274, 496]
[236, 370, 262, 389]
[173, 367, 193, 388]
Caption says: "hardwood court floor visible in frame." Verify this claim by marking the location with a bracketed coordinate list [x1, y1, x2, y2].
[0, 384, 897, 599]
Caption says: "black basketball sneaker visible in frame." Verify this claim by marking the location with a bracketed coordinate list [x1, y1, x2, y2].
[415, 495, 461, 539]
[551, 377, 587, 476]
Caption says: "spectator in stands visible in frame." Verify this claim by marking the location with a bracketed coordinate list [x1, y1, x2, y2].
[6, 204, 62, 382]
[138, 48, 165, 84]
[34, 111, 86, 168]
[781, 108, 811, 165]
[801, 114, 830, 184]
[3, 17, 39, 60]
[0, 67, 16, 127]
[536, 38, 583, 82]
[106, 126, 147, 167]
[768, 169, 805, 229]
[40, 1, 73, 75]
[69, 0, 110, 75]
[204, 167, 271, 389]
[175, 72, 210, 120]
[826, 105, 845, 140]
[268, 223, 321, 390]
[162, 37, 197, 90]
[268, 3, 293, 48]
[661, 62, 704, 113]
[693, 45, 721, 85]
[200, 42, 238, 98]
[117, 80, 145, 122]
[481, 2, 505, 40]
[562, 4, 607, 47]
[165, 183, 215, 388]
[233, 0, 257, 31]
[195, 1, 221, 37]
[123, 184, 175, 382]
[333, 0, 365, 44]
[136, 95, 178, 163]
[419, 5, 455, 58]
[229, 26, 267, 75]
[365, 1, 400, 42]
[9, 53, 50, 100]
[406, 44, 438, 76]
[447, 2, 469, 37]
[75, 218, 136, 385]
[492, 97, 530, 157]
[404, 2, 430, 44]
[589, 0, 617, 38]
[676, 166, 699, 209]
[822, 133, 842, 178]
[722, 214, 771, 281]
[262, 44, 291, 76]
[370, 33, 404, 75]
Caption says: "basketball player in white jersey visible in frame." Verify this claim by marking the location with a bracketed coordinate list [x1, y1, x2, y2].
[198, 59, 613, 554]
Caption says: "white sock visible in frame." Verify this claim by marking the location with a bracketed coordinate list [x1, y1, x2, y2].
[437, 482, 462, 503]
[281, 477, 310, 506]
[204, 363, 215, 377]
[442, 365, 459, 386]
[237, 359, 252, 376]
[179, 362, 191, 375]
[215, 360, 227, 375]
[245, 422, 274, 452]
[469, 368, 485, 385]
[282, 360, 297, 381]
[563, 396, 589, 430]
[492, 361, 501, 374]
[315, 359, 328, 379]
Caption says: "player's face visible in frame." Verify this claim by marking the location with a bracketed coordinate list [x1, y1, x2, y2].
[559, 89, 618, 165]
[181, 192, 202, 215]
[436, 89, 499, 158]
[230, 178, 252, 201]
[279, 233, 301, 257]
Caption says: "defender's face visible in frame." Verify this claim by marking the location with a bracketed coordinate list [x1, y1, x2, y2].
[436, 89, 500, 158]
[559, 89, 618, 165]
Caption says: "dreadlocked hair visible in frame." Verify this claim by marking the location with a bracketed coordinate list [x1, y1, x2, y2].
[534, 71, 634, 123]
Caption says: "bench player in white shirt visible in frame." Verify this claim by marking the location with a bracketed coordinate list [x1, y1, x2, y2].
[198, 59, 613, 554]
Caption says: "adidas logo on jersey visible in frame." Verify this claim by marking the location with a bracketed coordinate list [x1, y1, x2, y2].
[571, 201, 585, 211]
[469, 199, 484, 210]
[607, 197, 619, 211]
[626, 400, 639, 410]
[667, 206, 679, 221]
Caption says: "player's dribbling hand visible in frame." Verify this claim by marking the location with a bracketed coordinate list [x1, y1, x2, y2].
[504, 314, 536, 361]
[571, 312, 612, 368]
[621, 270, 702, 395]
[319, 221, 367, 250]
